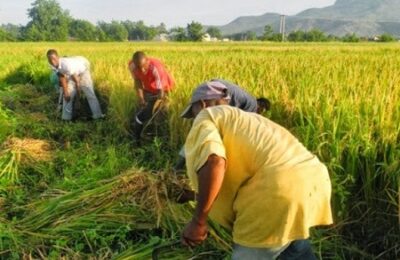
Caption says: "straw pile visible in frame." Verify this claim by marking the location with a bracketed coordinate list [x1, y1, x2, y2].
[2, 137, 53, 163]
[0, 137, 53, 183]
[2, 169, 230, 259]
[20, 169, 191, 232]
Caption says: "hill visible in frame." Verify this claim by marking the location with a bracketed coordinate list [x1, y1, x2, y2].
[218, 0, 400, 37]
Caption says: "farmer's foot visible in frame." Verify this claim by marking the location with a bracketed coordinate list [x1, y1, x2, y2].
[93, 114, 105, 120]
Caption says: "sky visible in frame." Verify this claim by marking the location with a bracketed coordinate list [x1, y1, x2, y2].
[0, 0, 335, 27]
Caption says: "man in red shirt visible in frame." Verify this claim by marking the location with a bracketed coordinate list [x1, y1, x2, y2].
[128, 51, 174, 142]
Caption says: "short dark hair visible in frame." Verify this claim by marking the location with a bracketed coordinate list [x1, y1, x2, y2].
[132, 51, 146, 66]
[47, 49, 58, 57]
[257, 97, 271, 111]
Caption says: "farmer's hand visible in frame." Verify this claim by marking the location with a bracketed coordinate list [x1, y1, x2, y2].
[139, 98, 147, 107]
[181, 218, 208, 247]
[157, 89, 165, 100]
[64, 92, 71, 102]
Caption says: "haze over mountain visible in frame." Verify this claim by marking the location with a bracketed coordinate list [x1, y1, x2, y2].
[218, 0, 400, 37]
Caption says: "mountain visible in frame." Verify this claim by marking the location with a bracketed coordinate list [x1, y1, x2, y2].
[218, 0, 400, 37]
[297, 0, 400, 22]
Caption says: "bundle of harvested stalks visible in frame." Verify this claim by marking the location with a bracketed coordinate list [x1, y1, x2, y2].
[1, 137, 53, 163]
[2, 168, 231, 258]
[19, 169, 189, 233]
[0, 137, 53, 183]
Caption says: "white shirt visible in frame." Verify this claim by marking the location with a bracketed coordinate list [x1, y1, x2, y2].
[52, 56, 89, 76]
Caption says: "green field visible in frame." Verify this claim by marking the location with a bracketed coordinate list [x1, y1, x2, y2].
[0, 42, 399, 259]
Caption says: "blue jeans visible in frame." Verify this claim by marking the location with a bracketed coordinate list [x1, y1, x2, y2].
[279, 240, 317, 260]
[232, 239, 316, 260]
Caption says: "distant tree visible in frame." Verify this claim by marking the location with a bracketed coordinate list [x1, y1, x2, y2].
[229, 33, 242, 41]
[245, 31, 257, 41]
[122, 20, 139, 40]
[143, 25, 158, 41]
[69, 19, 98, 41]
[24, 0, 71, 41]
[342, 33, 360, 42]
[287, 29, 327, 42]
[327, 34, 339, 41]
[304, 29, 327, 42]
[122, 20, 157, 41]
[379, 33, 396, 42]
[1, 24, 23, 40]
[187, 21, 204, 41]
[169, 27, 187, 41]
[98, 21, 128, 41]
[134, 21, 150, 40]
[96, 27, 107, 42]
[0, 28, 15, 41]
[206, 27, 222, 39]
[287, 30, 305, 42]
[261, 25, 274, 41]
[156, 23, 168, 34]
[269, 33, 283, 42]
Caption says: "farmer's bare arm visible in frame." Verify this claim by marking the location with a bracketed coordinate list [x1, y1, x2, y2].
[194, 155, 226, 224]
[59, 74, 71, 102]
[134, 79, 146, 106]
[182, 154, 226, 247]
[71, 74, 80, 93]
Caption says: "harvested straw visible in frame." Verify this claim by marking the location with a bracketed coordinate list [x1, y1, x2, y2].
[0, 137, 54, 183]
[19, 169, 190, 232]
[2, 137, 53, 163]
[2, 169, 231, 259]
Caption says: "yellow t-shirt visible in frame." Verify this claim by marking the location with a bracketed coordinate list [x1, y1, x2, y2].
[185, 105, 333, 248]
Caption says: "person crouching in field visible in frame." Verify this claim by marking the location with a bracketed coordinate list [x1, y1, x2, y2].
[46, 49, 104, 121]
[180, 82, 333, 259]
[174, 79, 271, 171]
[208, 79, 271, 114]
[128, 51, 175, 142]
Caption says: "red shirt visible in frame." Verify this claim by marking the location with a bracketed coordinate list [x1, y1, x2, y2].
[129, 58, 174, 94]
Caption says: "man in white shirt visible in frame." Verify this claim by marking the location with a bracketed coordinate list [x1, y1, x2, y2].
[47, 49, 103, 120]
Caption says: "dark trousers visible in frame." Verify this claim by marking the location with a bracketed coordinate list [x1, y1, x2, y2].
[232, 239, 316, 260]
[136, 92, 159, 124]
[279, 240, 317, 260]
[133, 92, 162, 140]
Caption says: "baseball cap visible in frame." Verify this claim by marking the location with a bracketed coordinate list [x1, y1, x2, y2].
[180, 81, 230, 118]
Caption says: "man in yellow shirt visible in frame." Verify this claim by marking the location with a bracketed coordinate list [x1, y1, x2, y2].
[180, 82, 333, 259]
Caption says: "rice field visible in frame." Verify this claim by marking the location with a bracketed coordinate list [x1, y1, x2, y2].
[0, 42, 399, 259]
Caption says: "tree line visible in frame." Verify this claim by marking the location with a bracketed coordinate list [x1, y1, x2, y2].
[0, 0, 398, 42]
[0, 0, 209, 42]
[230, 25, 398, 43]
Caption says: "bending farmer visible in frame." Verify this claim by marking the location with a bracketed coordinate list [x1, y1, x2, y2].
[47, 49, 104, 121]
[180, 82, 333, 259]
[175, 79, 271, 171]
[128, 51, 175, 141]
